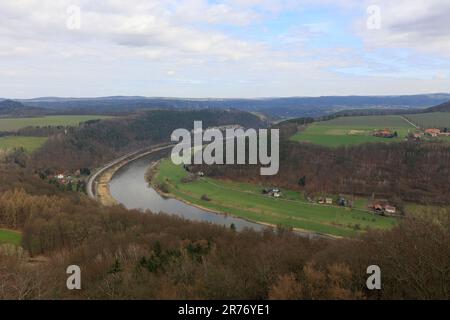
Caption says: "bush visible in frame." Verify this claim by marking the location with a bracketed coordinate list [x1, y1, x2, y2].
[201, 194, 211, 201]
[158, 182, 169, 193]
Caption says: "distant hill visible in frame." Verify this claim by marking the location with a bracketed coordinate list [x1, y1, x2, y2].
[425, 100, 450, 113]
[0, 100, 48, 117]
[14, 93, 450, 119]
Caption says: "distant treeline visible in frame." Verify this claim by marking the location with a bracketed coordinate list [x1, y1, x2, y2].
[16, 94, 450, 118]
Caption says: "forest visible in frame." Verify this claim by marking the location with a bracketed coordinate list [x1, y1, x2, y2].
[31, 109, 265, 171]
[0, 161, 448, 299]
[0, 110, 448, 300]
[192, 121, 450, 205]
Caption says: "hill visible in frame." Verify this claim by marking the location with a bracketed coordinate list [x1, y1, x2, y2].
[0, 100, 48, 117]
[425, 100, 450, 113]
[32, 108, 265, 170]
[14, 94, 450, 119]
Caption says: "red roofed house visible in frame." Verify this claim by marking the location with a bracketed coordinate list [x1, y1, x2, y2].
[425, 128, 441, 137]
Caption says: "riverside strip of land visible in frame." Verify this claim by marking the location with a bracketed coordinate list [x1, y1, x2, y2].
[87, 144, 174, 206]
[150, 160, 397, 238]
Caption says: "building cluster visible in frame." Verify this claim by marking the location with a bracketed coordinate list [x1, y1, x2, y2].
[369, 200, 397, 215]
[39, 168, 89, 192]
[373, 129, 396, 138]
[424, 128, 450, 137]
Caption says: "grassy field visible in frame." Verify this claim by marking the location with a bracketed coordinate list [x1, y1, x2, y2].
[0, 136, 47, 152]
[0, 229, 22, 246]
[290, 115, 415, 147]
[0, 115, 113, 132]
[404, 112, 450, 129]
[153, 160, 397, 237]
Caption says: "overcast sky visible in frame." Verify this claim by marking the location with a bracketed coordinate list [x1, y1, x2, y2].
[1, 0, 450, 98]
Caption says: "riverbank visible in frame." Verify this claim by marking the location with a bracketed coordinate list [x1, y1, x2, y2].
[95, 161, 122, 206]
[147, 166, 326, 238]
[146, 160, 370, 238]
[89, 144, 174, 206]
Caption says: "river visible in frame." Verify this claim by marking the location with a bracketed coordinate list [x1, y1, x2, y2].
[109, 148, 266, 232]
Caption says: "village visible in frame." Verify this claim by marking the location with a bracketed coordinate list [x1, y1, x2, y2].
[37, 168, 90, 192]
[372, 127, 450, 140]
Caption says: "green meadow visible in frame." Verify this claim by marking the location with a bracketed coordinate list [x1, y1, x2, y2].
[404, 112, 450, 129]
[0, 136, 48, 152]
[0, 115, 113, 152]
[0, 229, 22, 246]
[153, 160, 397, 237]
[0, 115, 113, 132]
[290, 115, 415, 147]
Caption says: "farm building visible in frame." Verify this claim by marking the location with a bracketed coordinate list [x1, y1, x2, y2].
[370, 200, 397, 215]
[425, 128, 441, 137]
[384, 205, 396, 214]
[318, 197, 333, 204]
[263, 188, 282, 198]
[373, 129, 395, 138]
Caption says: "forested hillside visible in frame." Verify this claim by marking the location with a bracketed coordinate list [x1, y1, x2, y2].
[0, 100, 48, 117]
[32, 109, 264, 170]
[425, 100, 450, 113]
[192, 125, 450, 205]
[0, 162, 448, 299]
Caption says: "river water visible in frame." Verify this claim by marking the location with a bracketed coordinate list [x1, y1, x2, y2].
[109, 149, 266, 231]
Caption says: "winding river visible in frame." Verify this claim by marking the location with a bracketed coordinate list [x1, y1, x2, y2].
[109, 148, 266, 231]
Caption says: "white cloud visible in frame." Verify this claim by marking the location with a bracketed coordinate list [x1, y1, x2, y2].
[357, 0, 450, 57]
[0, 0, 449, 98]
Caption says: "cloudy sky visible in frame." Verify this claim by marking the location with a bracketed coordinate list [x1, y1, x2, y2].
[1, 0, 450, 98]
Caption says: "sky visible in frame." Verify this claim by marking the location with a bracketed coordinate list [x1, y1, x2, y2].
[1, 0, 450, 98]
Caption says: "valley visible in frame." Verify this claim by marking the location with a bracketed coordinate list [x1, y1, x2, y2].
[150, 159, 397, 237]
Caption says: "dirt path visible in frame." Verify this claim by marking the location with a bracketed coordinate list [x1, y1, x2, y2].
[400, 115, 420, 129]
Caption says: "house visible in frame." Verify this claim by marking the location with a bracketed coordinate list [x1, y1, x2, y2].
[373, 204, 384, 212]
[197, 171, 205, 177]
[370, 200, 397, 215]
[338, 197, 347, 206]
[56, 174, 65, 180]
[317, 198, 325, 204]
[425, 128, 441, 137]
[373, 129, 395, 138]
[263, 188, 281, 198]
[325, 198, 333, 205]
[272, 191, 281, 198]
[384, 205, 396, 214]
